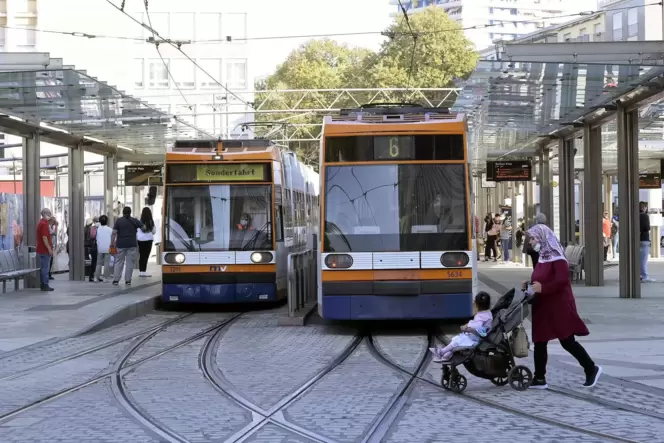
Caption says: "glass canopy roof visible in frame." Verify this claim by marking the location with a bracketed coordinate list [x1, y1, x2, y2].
[0, 68, 210, 156]
[454, 60, 664, 173]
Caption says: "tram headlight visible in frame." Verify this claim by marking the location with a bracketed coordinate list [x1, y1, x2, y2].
[250, 252, 273, 263]
[440, 252, 469, 267]
[325, 254, 353, 269]
[165, 253, 186, 264]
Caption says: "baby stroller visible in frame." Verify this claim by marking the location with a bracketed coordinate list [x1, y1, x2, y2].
[441, 288, 533, 393]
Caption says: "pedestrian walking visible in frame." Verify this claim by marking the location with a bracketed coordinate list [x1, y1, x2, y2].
[36, 208, 54, 292]
[110, 207, 144, 286]
[639, 202, 655, 282]
[48, 216, 58, 280]
[523, 224, 602, 389]
[137, 207, 156, 278]
[94, 215, 113, 282]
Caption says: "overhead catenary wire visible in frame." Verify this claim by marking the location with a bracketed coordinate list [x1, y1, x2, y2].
[141, 0, 212, 137]
[397, 0, 419, 91]
[1, 1, 660, 45]
[104, 0, 252, 109]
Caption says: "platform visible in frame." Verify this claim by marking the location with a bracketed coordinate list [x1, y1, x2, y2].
[0, 264, 162, 353]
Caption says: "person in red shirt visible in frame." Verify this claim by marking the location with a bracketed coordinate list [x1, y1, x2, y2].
[36, 208, 54, 291]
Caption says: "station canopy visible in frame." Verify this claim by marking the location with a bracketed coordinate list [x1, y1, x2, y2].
[0, 53, 209, 161]
[454, 57, 664, 175]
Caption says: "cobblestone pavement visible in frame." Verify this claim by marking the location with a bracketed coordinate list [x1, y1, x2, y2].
[0, 301, 661, 442]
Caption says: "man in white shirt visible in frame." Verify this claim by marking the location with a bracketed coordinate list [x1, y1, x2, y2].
[94, 215, 114, 282]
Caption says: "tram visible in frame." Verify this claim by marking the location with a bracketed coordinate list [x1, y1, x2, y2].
[318, 105, 478, 320]
[161, 138, 318, 304]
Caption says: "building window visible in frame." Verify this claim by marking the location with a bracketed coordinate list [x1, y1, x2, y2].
[14, 17, 36, 47]
[153, 104, 171, 115]
[196, 13, 222, 42]
[133, 59, 144, 88]
[197, 58, 222, 89]
[0, 18, 6, 47]
[148, 59, 169, 88]
[176, 104, 195, 126]
[170, 59, 195, 89]
[594, 23, 602, 34]
[563, 32, 571, 41]
[197, 104, 216, 135]
[226, 59, 247, 89]
[146, 12, 169, 38]
[171, 13, 195, 41]
[612, 12, 623, 41]
[222, 13, 247, 42]
[14, 0, 36, 13]
[627, 8, 638, 38]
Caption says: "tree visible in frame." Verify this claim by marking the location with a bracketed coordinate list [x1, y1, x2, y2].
[366, 6, 478, 89]
[255, 8, 478, 167]
[255, 40, 372, 167]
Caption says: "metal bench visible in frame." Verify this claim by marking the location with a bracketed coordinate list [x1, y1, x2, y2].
[0, 249, 40, 292]
[564, 245, 585, 283]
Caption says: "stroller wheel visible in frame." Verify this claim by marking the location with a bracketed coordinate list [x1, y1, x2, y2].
[508, 365, 533, 391]
[441, 366, 451, 390]
[449, 373, 467, 394]
[490, 376, 509, 387]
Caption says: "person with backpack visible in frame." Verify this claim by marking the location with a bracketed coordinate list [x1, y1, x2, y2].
[84, 217, 99, 282]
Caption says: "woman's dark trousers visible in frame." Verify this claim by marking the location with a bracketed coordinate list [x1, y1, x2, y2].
[533, 336, 595, 380]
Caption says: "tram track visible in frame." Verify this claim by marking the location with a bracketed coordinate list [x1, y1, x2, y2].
[428, 334, 647, 443]
[201, 326, 364, 443]
[0, 313, 242, 425]
[363, 332, 434, 443]
[0, 313, 193, 381]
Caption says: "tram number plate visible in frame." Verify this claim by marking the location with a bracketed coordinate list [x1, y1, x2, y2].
[447, 270, 464, 279]
[167, 266, 182, 273]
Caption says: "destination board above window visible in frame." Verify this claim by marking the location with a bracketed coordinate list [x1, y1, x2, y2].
[166, 163, 271, 183]
[324, 135, 465, 162]
[639, 173, 661, 189]
[486, 160, 532, 182]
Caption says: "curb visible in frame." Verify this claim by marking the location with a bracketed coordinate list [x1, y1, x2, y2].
[74, 293, 161, 336]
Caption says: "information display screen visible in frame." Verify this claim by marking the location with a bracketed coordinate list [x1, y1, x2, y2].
[639, 173, 661, 189]
[125, 165, 163, 186]
[486, 160, 532, 182]
[166, 163, 271, 183]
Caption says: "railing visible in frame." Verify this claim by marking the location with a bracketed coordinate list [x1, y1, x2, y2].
[287, 249, 317, 317]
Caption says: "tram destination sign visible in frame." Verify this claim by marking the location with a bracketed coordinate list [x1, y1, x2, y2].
[486, 160, 532, 182]
[639, 173, 661, 189]
[125, 165, 163, 186]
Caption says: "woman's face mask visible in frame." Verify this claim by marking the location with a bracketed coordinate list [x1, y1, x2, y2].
[534, 243, 541, 252]
[240, 219, 248, 227]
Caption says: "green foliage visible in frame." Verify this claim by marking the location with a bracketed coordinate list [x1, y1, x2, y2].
[255, 6, 478, 169]
[367, 6, 478, 88]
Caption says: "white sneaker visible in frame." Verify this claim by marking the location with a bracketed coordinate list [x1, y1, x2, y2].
[642, 277, 656, 283]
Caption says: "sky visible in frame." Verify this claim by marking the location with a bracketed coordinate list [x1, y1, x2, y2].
[244, 0, 395, 78]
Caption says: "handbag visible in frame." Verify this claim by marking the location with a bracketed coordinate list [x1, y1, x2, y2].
[109, 246, 117, 255]
[511, 325, 530, 358]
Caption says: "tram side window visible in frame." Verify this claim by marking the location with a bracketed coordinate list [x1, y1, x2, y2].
[275, 205, 284, 242]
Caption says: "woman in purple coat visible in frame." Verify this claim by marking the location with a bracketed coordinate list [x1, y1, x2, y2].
[523, 224, 602, 389]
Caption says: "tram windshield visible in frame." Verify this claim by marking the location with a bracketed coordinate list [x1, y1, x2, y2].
[324, 164, 468, 252]
[164, 184, 272, 251]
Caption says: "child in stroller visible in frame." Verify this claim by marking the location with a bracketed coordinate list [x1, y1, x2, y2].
[440, 287, 534, 393]
[429, 292, 493, 363]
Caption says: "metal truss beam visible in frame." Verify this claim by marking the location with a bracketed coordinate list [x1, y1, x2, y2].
[498, 41, 664, 65]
